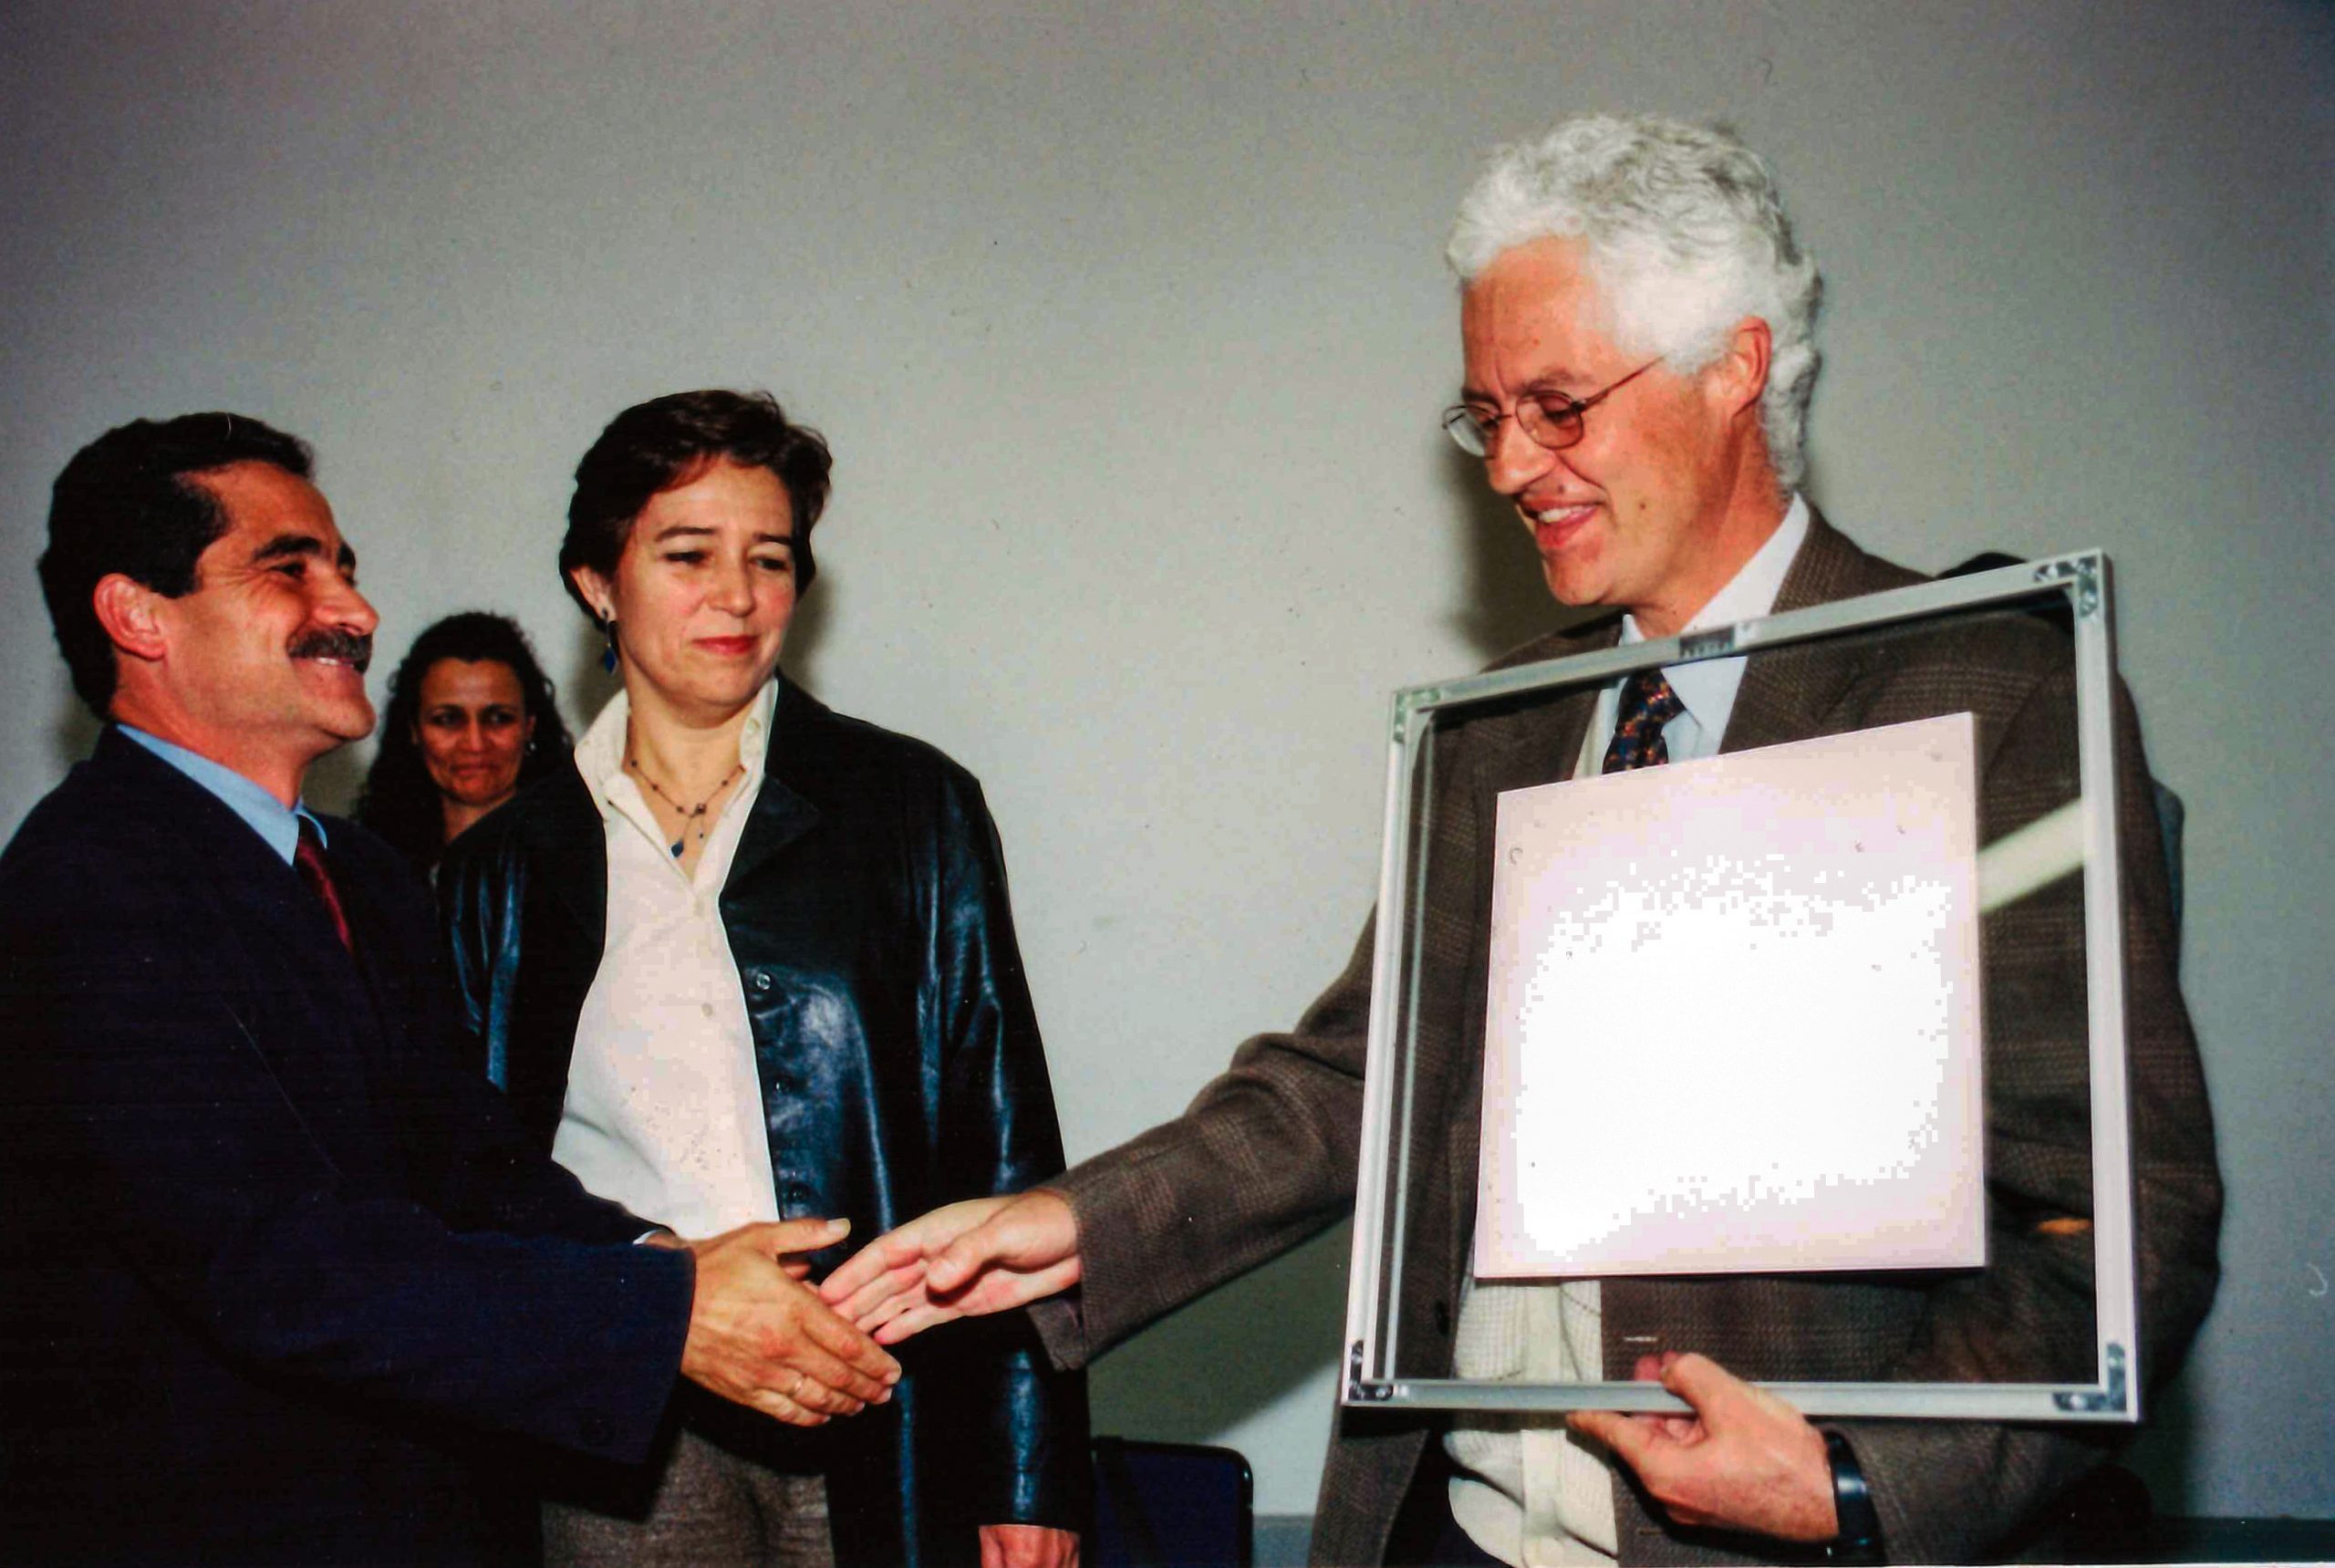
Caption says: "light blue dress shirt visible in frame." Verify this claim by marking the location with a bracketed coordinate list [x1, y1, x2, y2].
[118, 725, 329, 864]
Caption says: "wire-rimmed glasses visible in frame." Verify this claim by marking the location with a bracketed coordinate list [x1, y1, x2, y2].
[1441, 358, 1666, 458]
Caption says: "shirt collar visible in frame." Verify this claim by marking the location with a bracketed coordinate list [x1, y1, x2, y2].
[575, 679, 780, 818]
[1619, 494, 1810, 727]
[117, 724, 327, 865]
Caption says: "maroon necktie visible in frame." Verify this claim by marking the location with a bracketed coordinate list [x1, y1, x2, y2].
[1601, 670, 1686, 773]
[294, 819, 356, 954]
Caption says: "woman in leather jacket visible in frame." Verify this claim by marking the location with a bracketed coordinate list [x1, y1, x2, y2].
[437, 390, 1085, 1568]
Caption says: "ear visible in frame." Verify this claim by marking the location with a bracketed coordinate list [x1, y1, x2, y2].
[568, 566, 615, 623]
[91, 574, 171, 665]
[1706, 316, 1772, 423]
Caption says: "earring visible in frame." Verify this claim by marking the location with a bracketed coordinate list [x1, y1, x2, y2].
[599, 613, 619, 674]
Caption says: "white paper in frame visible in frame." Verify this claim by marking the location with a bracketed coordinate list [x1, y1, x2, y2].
[1472, 713, 1987, 1281]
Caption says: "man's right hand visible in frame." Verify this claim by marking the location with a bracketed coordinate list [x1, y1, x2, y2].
[818, 1190, 1082, 1345]
[674, 1218, 901, 1426]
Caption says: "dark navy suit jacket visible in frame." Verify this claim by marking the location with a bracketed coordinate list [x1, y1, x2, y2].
[0, 729, 696, 1564]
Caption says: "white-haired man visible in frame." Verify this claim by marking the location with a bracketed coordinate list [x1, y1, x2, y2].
[823, 115, 2221, 1566]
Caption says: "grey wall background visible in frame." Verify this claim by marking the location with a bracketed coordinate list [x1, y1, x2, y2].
[4, 0, 2329, 1524]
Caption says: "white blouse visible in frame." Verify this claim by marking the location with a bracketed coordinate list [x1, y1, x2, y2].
[550, 682, 783, 1240]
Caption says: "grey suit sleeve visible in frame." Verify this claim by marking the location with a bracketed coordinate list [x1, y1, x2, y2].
[1041, 915, 1379, 1366]
[1033, 702, 1499, 1368]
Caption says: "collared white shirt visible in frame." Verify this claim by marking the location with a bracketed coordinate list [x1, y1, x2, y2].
[550, 682, 783, 1240]
[1447, 494, 1810, 1568]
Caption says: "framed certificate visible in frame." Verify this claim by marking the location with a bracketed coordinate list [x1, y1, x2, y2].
[1342, 552, 2144, 1421]
[1473, 711, 1988, 1282]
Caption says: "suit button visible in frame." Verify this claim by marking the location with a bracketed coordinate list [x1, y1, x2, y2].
[751, 972, 773, 993]
[581, 1413, 613, 1449]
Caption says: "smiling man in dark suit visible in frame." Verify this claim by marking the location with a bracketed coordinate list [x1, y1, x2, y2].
[821, 115, 2222, 1565]
[0, 412, 900, 1564]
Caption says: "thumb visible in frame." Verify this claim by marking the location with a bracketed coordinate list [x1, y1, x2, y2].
[1569, 1407, 1656, 1469]
[1658, 1352, 1732, 1417]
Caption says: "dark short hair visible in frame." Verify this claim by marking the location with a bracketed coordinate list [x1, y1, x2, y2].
[559, 389, 833, 622]
[357, 611, 574, 875]
[38, 412, 314, 716]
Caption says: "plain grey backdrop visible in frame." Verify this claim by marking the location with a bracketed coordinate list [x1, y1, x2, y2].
[4, 0, 2329, 1525]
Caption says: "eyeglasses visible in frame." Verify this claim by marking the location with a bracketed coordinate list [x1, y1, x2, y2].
[1440, 358, 1665, 459]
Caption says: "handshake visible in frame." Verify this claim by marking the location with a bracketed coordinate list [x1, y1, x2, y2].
[675, 1196, 1081, 1427]
[678, 1196, 1081, 1427]
[661, 1217, 902, 1426]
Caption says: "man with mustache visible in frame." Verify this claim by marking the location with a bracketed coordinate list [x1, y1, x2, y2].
[0, 412, 901, 1563]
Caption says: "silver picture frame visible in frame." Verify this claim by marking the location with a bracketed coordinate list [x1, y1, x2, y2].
[1341, 551, 2141, 1422]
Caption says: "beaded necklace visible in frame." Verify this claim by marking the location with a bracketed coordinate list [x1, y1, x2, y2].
[625, 753, 744, 858]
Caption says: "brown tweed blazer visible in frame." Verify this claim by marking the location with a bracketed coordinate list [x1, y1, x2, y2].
[1043, 517, 2221, 1565]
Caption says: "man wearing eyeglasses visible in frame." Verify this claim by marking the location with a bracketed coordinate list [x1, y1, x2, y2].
[823, 114, 2220, 1567]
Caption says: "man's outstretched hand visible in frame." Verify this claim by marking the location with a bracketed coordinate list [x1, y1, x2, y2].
[818, 1191, 1082, 1345]
[669, 1218, 901, 1425]
[1569, 1351, 1838, 1543]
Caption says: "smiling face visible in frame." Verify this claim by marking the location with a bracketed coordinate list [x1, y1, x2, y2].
[124, 461, 379, 799]
[573, 459, 797, 727]
[414, 657, 534, 813]
[1459, 236, 1776, 639]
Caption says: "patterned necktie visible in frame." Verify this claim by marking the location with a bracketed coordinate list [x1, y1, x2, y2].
[1601, 670, 1686, 773]
[294, 819, 356, 954]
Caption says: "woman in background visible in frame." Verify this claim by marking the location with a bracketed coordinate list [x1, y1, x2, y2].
[359, 611, 572, 877]
[437, 390, 1084, 1568]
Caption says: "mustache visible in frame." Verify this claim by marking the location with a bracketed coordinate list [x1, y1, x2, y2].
[288, 628, 374, 672]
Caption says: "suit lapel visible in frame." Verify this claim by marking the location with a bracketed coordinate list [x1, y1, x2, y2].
[1721, 512, 1899, 756]
[1477, 621, 1620, 791]
[99, 732, 379, 1020]
[282, 842, 400, 1071]
[90, 733, 397, 1170]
